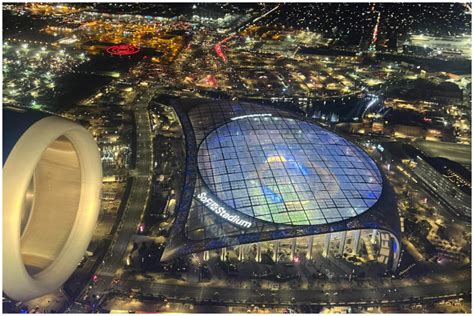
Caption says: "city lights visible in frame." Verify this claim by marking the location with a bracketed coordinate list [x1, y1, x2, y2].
[2, 2, 471, 314]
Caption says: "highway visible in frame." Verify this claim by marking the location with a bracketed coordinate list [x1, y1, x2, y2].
[91, 88, 155, 296]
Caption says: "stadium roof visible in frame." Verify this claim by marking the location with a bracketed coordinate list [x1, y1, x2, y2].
[198, 116, 382, 226]
[161, 98, 400, 261]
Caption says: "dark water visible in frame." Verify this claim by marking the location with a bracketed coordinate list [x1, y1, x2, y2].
[78, 53, 140, 73]
[49, 73, 113, 109]
[46, 53, 141, 111]
[28, 51, 141, 111]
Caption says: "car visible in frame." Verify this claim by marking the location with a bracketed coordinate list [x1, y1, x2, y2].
[131, 287, 142, 294]
[77, 256, 88, 268]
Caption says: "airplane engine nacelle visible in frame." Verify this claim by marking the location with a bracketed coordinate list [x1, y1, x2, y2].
[3, 108, 102, 302]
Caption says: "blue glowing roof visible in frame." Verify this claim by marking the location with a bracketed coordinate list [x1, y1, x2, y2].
[197, 115, 383, 226]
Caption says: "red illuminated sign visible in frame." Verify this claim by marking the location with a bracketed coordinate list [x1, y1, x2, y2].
[105, 44, 140, 56]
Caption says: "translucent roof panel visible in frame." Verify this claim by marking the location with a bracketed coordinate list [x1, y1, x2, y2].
[197, 116, 383, 226]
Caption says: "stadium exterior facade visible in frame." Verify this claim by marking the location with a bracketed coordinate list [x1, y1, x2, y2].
[161, 99, 401, 271]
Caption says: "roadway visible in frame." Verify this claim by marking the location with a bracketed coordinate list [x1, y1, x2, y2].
[110, 270, 470, 306]
[91, 88, 155, 296]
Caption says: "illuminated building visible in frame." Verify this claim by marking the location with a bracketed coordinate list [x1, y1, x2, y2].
[3, 108, 102, 302]
[162, 100, 401, 271]
[406, 34, 471, 58]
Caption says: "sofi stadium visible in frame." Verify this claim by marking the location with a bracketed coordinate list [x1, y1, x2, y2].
[161, 99, 401, 271]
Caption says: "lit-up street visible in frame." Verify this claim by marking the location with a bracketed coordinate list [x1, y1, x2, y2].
[91, 88, 155, 295]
